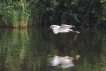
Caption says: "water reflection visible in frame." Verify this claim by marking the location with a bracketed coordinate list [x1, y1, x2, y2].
[50, 55, 74, 68]
[0, 28, 106, 71]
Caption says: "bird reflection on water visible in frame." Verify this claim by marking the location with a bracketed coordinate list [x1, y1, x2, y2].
[50, 55, 74, 68]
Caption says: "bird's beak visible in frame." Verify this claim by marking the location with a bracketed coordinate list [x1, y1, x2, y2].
[48, 27, 52, 30]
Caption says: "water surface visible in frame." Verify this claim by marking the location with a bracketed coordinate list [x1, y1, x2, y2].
[0, 28, 106, 71]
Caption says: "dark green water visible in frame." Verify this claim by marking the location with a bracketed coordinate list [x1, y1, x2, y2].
[0, 28, 106, 71]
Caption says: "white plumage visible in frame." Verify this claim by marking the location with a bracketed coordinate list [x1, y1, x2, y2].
[50, 24, 75, 34]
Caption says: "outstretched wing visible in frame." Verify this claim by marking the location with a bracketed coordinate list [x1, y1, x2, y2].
[50, 25, 60, 29]
[61, 24, 75, 28]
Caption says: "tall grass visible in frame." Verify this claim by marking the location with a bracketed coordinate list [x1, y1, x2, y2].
[0, 0, 31, 28]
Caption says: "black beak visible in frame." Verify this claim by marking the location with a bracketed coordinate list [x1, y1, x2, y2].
[47, 27, 51, 30]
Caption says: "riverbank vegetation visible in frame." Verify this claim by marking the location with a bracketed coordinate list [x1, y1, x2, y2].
[0, 0, 106, 29]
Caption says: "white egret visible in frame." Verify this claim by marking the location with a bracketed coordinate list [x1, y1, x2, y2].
[50, 24, 79, 34]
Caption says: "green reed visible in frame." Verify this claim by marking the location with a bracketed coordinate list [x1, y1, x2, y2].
[0, 0, 31, 28]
